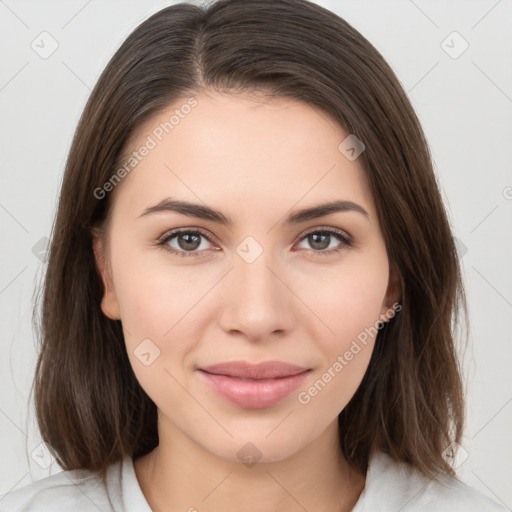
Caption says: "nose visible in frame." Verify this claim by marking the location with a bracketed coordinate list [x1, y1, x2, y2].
[218, 249, 296, 342]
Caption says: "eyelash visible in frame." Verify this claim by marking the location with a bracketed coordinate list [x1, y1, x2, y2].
[156, 227, 352, 259]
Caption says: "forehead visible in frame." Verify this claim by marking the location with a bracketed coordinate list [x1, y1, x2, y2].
[111, 91, 375, 221]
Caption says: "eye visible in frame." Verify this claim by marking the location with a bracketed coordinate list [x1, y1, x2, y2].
[157, 227, 353, 259]
[157, 228, 217, 258]
[295, 228, 352, 256]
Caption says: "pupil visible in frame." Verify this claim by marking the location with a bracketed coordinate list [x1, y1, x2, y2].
[179, 233, 200, 251]
[175, 232, 332, 252]
[310, 233, 329, 250]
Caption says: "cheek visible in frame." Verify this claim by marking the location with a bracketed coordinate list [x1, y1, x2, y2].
[295, 293, 383, 416]
[292, 253, 389, 407]
[114, 263, 202, 409]
[111, 249, 222, 392]
[112, 243, 209, 342]
[296, 253, 389, 346]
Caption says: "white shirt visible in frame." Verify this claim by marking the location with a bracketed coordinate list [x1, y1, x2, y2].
[0, 451, 506, 511]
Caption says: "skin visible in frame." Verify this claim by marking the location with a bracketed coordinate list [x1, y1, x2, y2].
[93, 90, 401, 512]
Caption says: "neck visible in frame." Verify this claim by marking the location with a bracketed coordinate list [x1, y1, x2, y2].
[134, 415, 366, 512]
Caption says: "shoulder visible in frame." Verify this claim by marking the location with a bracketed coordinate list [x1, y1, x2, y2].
[354, 451, 507, 512]
[0, 459, 124, 512]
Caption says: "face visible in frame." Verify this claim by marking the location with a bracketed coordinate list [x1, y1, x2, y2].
[93, 90, 400, 464]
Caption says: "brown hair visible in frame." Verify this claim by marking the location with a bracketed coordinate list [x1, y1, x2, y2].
[33, 0, 467, 480]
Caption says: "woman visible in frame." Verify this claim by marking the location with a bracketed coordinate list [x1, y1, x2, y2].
[0, 0, 505, 510]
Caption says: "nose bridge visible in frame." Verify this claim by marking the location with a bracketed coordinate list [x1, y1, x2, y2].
[236, 247, 279, 296]
[219, 241, 294, 339]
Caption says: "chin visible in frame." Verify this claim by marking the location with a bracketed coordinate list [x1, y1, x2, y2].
[198, 422, 314, 466]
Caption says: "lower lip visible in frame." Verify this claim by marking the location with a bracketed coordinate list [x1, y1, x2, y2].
[198, 370, 311, 409]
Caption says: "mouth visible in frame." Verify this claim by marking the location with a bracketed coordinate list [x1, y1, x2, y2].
[197, 360, 312, 409]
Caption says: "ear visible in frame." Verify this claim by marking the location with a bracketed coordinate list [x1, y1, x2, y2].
[92, 232, 121, 320]
[380, 262, 402, 321]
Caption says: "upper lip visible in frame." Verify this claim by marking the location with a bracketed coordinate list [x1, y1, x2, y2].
[199, 361, 310, 379]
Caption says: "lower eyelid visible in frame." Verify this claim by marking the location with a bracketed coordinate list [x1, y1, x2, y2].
[296, 230, 351, 253]
[158, 228, 352, 256]
[159, 230, 214, 253]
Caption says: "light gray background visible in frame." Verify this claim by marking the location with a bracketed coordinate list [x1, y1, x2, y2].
[1, 0, 511, 507]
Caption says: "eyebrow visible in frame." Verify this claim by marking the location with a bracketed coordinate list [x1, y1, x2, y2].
[138, 197, 369, 225]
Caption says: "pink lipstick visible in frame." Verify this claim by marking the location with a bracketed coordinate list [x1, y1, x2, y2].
[197, 360, 311, 409]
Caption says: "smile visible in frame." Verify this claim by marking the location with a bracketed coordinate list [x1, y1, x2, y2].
[197, 365, 311, 409]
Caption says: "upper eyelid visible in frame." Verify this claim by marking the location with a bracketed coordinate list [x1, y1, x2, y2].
[159, 225, 352, 247]
[158, 227, 215, 243]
